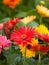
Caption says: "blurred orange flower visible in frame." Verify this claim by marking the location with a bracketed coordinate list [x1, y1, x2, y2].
[3, 0, 20, 9]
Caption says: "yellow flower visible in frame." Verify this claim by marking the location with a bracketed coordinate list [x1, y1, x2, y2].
[36, 5, 49, 17]
[21, 16, 36, 24]
[20, 38, 38, 58]
[35, 25, 49, 35]
[40, 1, 45, 5]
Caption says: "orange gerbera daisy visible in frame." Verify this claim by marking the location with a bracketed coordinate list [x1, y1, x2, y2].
[3, 0, 20, 9]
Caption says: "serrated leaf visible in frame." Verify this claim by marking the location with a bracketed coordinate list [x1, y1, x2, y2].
[3, 46, 21, 65]
[26, 58, 35, 65]
[42, 58, 49, 65]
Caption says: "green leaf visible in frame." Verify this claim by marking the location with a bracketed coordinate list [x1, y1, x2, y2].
[15, 21, 26, 29]
[27, 21, 39, 28]
[16, 12, 27, 18]
[3, 46, 21, 65]
[0, 30, 3, 34]
[0, 18, 10, 23]
[42, 58, 49, 65]
[26, 58, 35, 65]
[14, 45, 20, 50]
[15, 57, 23, 65]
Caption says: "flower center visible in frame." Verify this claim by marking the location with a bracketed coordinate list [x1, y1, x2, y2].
[27, 44, 32, 49]
[21, 34, 27, 40]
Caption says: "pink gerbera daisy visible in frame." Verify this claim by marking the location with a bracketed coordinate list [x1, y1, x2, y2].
[0, 35, 11, 53]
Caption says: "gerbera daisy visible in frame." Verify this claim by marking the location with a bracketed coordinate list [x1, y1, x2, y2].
[20, 38, 38, 58]
[3, 18, 20, 37]
[37, 34, 49, 43]
[3, 0, 20, 9]
[35, 24, 49, 35]
[11, 26, 34, 46]
[32, 44, 49, 55]
[36, 5, 49, 17]
[0, 35, 11, 53]
[21, 16, 36, 24]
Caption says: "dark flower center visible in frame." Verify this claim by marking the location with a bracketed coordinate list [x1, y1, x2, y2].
[27, 44, 32, 49]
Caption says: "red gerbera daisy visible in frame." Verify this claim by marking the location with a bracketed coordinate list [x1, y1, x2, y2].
[31, 44, 49, 55]
[36, 33, 49, 42]
[40, 34, 49, 42]
[11, 26, 34, 46]
[3, 18, 20, 37]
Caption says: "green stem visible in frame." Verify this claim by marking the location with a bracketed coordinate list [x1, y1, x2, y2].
[23, 47, 27, 65]
[39, 16, 42, 24]
[38, 53, 41, 65]
[39, 53, 41, 64]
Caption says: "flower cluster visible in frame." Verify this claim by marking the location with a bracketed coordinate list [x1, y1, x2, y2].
[10, 25, 49, 58]
[1, 0, 49, 65]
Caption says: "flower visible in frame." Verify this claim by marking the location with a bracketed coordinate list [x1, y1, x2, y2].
[36, 5, 49, 17]
[32, 44, 49, 55]
[20, 38, 38, 58]
[35, 25, 49, 42]
[3, 18, 20, 37]
[11, 26, 34, 46]
[40, 1, 45, 5]
[35, 24, 49, 35]
[37, 34, 49, 42]
[21, 16, 36, 24]
[3, 0, 10, 5]
[3, 0, 20, 9]
[7, 18, 20, 29]
[0, 35, 11, 53]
